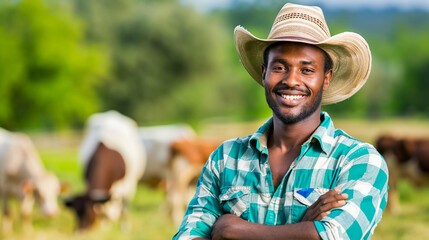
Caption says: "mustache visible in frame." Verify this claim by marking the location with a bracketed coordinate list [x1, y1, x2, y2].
[273, 85, 310, 95]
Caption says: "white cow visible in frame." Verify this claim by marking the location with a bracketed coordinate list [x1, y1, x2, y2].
[0, 128, 61, 232]
[138, 124, 196, 186]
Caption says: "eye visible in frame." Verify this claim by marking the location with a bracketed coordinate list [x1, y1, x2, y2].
[272, 65, 287, 73]
[302, 68, 314, 74]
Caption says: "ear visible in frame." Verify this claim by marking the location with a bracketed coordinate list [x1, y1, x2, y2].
[323, 69, 333, 91]
[261, 64, 267, 84]
[60, 182, 71, 195]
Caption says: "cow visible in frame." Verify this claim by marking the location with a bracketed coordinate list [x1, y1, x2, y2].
[0, 128, 61, 233]
[64, 110, 146, 230]
[166, 138, 222, 226]
[138, 124, 195, 187]
[375, 135, 429, 213]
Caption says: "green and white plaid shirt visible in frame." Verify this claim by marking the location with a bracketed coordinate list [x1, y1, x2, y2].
[173, 112, 388, 240]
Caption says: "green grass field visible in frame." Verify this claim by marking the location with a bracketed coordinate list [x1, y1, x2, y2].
[2, 143, 178, 240]
[2, 118, 429, 240]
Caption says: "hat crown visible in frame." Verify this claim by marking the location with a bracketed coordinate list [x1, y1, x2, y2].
[268, 3, 330, 42]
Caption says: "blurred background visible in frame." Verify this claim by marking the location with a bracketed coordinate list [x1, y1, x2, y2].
[0, 0, 429, 239]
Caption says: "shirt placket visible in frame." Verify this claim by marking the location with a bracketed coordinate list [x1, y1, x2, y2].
[264, 141, 312, 225]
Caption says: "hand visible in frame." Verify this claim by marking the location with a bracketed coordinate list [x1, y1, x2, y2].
[211, 214, 246, 240]
[301, 189, 348, 221]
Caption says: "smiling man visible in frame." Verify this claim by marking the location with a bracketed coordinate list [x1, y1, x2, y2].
[173, 3, 388, 240]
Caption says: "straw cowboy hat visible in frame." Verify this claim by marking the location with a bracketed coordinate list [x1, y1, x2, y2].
[235, 3, 371, 104]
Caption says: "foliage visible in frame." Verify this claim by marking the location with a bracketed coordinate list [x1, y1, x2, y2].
[384, 25, 429, 116]
[322, 10, 429, 118]
[72, 0, 249, 125]
[0, 0, 107, 129]
[2, 0, 429, 129]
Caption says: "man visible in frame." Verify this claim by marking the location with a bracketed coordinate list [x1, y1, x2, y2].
[173, 3, 388, 240]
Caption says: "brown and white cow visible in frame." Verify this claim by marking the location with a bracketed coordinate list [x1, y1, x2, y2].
[138, 124, 196, 187]
[0, 128, 61, 232]
[166, 138, 221, 226]
[64, 110, 146, 230]
[375, 135, 429, 213]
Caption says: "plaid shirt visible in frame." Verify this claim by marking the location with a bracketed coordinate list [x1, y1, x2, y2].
[173, 112, 388, 240]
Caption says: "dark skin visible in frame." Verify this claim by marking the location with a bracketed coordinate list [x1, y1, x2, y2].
[263, 42, 331, 191]
[195, 42, 348, 240]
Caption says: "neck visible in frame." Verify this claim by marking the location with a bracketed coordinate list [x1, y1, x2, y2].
[269, 110, 322, 152]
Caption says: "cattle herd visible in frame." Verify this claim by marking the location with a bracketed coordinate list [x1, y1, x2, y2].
[1, 110, 220, 233]
[1, 110, 428, 234]
[375, 135, 429, 214]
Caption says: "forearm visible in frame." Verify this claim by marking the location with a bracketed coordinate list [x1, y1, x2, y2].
[239, 221, 319, 240]
[213, 217, 321, 240]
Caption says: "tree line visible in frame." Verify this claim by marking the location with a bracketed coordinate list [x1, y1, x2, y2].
[0, 0, 428, 130]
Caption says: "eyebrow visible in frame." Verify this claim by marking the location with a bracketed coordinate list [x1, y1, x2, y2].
[271, 59, 288, 65]
[271, 59, 316, 66]
[301, 60, 315, 66]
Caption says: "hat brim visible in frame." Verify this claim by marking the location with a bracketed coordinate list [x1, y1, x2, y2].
[234, 26, 372, 105]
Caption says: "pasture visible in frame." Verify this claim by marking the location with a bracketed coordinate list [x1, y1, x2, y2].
[2, 118, 429, 240]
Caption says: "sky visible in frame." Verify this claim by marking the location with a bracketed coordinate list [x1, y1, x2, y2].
[181, 0, 429, 12]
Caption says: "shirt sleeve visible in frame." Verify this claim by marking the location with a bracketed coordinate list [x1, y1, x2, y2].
[172, 145, 223, 240]
[315, 143, 389, 240]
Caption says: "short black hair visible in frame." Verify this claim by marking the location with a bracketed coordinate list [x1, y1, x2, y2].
[263, 42, 333, 74]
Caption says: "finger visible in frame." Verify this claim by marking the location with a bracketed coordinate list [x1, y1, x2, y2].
[309, 189, 341, 209]
[309, 192, 348, 219]
[307, 199, 345, 220]
[332, 193, 348, 201]
[306, 191, 339, 220]
[313, 192, 347, 212]
[315, 211, 331, 221]
[320, 192, 348, 206]
[321, 189, 341, 200]
[319, 199, 347, 212]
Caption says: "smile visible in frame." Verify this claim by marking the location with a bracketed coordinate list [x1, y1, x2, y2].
[281, 94, 304, 100]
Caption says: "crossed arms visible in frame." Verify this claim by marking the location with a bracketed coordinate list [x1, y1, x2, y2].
[196, 189, 348, 240]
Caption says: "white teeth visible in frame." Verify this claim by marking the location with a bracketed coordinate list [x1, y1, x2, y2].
[281, 95, 303, 100]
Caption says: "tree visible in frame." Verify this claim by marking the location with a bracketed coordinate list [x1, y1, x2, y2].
[386, 24, 429, 116]
[72, 0, 248, 125]
[0, 0, 107, 129]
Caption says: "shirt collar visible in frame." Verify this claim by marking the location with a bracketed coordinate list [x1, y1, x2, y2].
[249, 112, 336, 155]
[249, 118, 272, 155]
[311, 112, 336, 154]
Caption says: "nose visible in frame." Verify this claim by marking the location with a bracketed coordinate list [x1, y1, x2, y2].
[282, 68, 301, 87]
[42, 204, 59, 217]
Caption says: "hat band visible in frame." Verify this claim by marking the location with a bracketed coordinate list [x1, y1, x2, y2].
[271, 36, 319, 44]
[273, 12, 329, 37]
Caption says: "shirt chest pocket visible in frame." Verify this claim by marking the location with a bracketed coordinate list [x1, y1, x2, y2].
[220, 186, 251, 220]
[291, 188, 329, 223]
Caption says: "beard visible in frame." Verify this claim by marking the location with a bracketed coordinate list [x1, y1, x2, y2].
[265, 86, 323, 124]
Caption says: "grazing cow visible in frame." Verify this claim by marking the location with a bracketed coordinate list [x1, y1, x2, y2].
[166, 138, 221, 226]
[138, 124, 195, 187]
[0, 128, 61, 233]
[64, 110, 146, 230]
[376, 135, 429, 180]
[375, 135, 429, 213]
